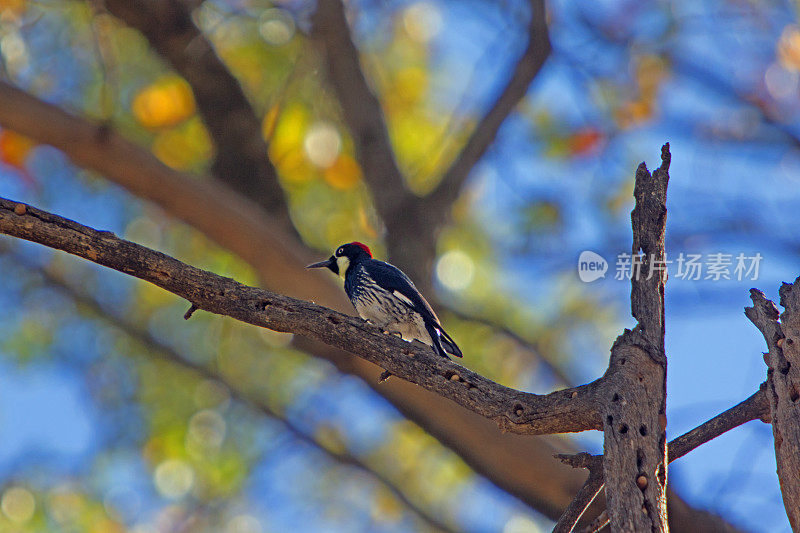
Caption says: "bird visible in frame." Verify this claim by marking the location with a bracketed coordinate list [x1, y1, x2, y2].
[307, 242, 462, 359]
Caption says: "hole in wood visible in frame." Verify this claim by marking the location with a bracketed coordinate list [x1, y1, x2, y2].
[636, 448, 644, 470]
[781, 362, 791, 375]
[790, 385, 799, 403]
[612, 393, 620, 402]
[606, 415, 613, 426]
[444, 370, 456, 381]
[514, 404, 524, 416]
[657, 463, 666, 484]
[639, 424, 648, 436]
[618, 423, 629, 434]
[327, 315, 341, 325]
[787, 338, 795, 346]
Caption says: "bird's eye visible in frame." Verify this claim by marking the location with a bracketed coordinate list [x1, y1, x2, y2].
[336, 248, 343, 256]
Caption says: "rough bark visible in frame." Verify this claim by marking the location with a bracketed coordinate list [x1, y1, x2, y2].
[560, 389, 768, 533]
[0, 79, 591, 520]
[602, 145, 670, 531]
[746, 287, 800, 529]
[9, 249, 456, 533]
[0, 196, 605, 436]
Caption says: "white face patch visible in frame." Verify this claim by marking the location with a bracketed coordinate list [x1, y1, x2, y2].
[336, 256, 350, 278]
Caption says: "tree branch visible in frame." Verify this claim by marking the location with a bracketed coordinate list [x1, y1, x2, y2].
[426, 0, 550, 211]
[0, 196, 604, 436]
[310, 0, 550, 293]
[746, 287, 800, 529]
[602, 144, 670, 531]
[0, 87, 742, 525]
[0, 81, 333, 306]
[553, 453, 604, 533]
[560, 387, 768, 533]
[0, 80, 629, 526]
[310, 0, 409, 220]
[102, 0, 295, 233]
[4, 248, 456, 533]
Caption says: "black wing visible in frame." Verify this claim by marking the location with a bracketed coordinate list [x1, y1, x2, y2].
[363, 260, 462, 358]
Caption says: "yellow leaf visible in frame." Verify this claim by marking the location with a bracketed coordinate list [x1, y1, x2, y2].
[132, 76, 196, 130]
[151, 119, 212, 170]
[268, 103, 308, 161]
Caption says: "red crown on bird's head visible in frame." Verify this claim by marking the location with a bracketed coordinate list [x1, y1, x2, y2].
[349, 242, 372, 257]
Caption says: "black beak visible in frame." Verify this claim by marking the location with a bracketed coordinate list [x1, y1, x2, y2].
[306, 257, 335, 269]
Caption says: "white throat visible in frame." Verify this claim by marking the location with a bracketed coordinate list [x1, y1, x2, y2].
[336, 256, 350, 279]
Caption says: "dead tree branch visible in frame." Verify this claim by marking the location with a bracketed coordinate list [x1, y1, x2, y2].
[3, 249, 456, 533]
[0, 80, 638, 526]
[746, 287, 800, 529]
[601, 144, 670, 531]
[553, 454, 604, 533]
[0, 195, 604, 436]
[560, 388, 768, 532]
[0, 81, 331, 305]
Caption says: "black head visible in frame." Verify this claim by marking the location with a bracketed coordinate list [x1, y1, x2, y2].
[306, 242, 372, 276]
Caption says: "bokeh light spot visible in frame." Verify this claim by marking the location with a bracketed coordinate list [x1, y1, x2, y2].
[403, 2, 442, 43]
[1, 486, 35, 523]
[225, 514, 262, 533]
[187, 409, 227, 450]
[304, 122, 342, 168]
[436, 250, 474, 291]
[765, 62, 798, 101]
[503, 514, 541, 533]
[259, 9, 295, 46]
[154, 459, 195, 499]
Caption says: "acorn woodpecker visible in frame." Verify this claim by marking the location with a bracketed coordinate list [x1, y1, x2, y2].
[307, 242, 462, 359]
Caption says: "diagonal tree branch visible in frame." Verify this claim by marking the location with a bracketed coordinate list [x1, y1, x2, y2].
[746, 288, 800, 529]
[310, 0, 409, 220]
[0, 80, 610, 523]
[553, 453, 604, 533]
[0, 80, 336, 306]
[559, 388, 768, 533]
[4, 248, 456, 533]
[426, 0, 551, 212]
[101, 0, 296, 233]
[0, 86, 742, 527]
[310, 0, 551, 292]
[0, 195, 604, 436]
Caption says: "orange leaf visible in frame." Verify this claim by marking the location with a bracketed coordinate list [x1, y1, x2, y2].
[0, 129, 34, 168]
[132, 77, 196, 130]
[567, 128, 603, 156]
[323, 153, 362, 190]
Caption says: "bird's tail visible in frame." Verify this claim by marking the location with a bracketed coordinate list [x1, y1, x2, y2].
[425, 322, 462, 358]
[438, 328, 462, 358]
